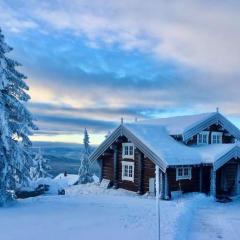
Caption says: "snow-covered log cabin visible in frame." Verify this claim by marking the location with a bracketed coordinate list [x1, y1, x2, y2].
[89, 111, 240, 199]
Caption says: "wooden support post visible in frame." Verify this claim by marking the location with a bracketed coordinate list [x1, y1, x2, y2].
[113, 145, 118, 188]
[210, 167, 216, 199]
[160, 171, 163, 199]
[137, 152, 144, 194]
[161, 172, 165, 199]
[98, 159, 103, 182]
[164, 171, 169, 200]
[199, 165, 203, 192]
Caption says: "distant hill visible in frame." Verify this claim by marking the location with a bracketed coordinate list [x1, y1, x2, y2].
[32, 141, 99, 177]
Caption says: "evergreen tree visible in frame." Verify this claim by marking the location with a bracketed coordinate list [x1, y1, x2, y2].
[30, 149, 51, 181]
[78, 128, 93, 184]
[0, 28, 37, 205]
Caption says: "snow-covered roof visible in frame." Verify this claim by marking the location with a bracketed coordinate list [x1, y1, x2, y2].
[140, 112, 215, 135]
[89, 112, 240, 172]
[125, 122, 240, 169]
[138, 112, 240, 141]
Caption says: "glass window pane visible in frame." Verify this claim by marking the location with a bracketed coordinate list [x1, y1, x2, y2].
[124, 165, 128, 176]
[129, 146, 133, 155]
[129, 166, 132, 177]
[124, 146, 128, 155]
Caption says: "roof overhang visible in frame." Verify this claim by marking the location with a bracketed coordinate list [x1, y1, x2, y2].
[183, 112, 240, 142]
[89, 125, 167, 172]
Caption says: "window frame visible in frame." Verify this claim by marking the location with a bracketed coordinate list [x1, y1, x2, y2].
[122, 161, 135, 181]
[211, 132, 223, 144]
[176, 167, 192, 181]
[197, 131, 209, 145]
[122, 143, 135, 159]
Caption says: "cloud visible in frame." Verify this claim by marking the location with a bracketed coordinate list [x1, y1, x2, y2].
[0, 1, 38, 32]
[2, 0, 239, 74]
[34, 113, 117, 134]
[1, 0, 240, 141]
[27, 102, 169, 135]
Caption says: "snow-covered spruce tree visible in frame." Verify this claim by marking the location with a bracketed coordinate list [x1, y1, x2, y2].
[0, 28, 37, 205]
[30, 149, 51, 181]
[78, 128, 93, 184]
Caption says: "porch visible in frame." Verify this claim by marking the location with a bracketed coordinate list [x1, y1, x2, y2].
[211, 157, 240, 198]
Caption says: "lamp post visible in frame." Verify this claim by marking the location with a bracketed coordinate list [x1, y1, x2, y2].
[155, 165, 160, 240]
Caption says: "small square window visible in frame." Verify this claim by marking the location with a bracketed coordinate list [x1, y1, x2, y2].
[211, 132, 222, 144]
[122, 161, 134, 181]
[197, 131, 209, 145]
[176, 167, 192, 181]
[122, 143, 134, 159]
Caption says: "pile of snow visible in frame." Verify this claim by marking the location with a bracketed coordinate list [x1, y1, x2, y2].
[55, 173, 79, 186]
[66, 182, 137, 197]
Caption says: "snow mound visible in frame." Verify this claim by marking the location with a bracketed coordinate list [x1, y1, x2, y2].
[55, 173, 79, 186]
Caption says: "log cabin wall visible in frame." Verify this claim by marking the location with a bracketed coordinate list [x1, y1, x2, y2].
[167, 167, 200, 193]
[100, 136, 155, 194]
[202, 166, 211, 193]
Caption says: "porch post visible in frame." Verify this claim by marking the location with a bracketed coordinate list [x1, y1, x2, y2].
[164, 171, 169, 200]
[98, 159, 103, 182]
[160, 171, 163, 199]
[113, 145, 118, 188]
[137, 152, 144, 194]
[210, 167, 216, 198]
[161, 172, 165, 199]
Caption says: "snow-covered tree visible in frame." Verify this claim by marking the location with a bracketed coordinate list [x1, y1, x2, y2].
[0, 28, 37, 205]
[78, 128, 93, 184]
[30, 149, 51, 181]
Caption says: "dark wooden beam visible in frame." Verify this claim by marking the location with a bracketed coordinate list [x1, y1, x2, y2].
[113, 145, 118, 188]
[137, 151, 144, 194]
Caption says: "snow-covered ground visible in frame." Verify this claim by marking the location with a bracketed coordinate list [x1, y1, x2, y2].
[189, 196, 240, 240]
[0, 183, 239, 240]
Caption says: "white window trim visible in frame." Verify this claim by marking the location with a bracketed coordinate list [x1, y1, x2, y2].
[197, 131, 209, 145]
[176, 167, 192, 181]
[211, 132, 223, 144]
[122, 143, 135, 159]
[122, 161, 134, 182]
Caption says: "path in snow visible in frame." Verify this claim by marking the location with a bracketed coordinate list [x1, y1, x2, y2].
[0, 183, 239, 240]
[189, 197, 240, 240]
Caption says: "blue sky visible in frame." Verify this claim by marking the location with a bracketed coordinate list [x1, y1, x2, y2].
[1, 0, 240, 144]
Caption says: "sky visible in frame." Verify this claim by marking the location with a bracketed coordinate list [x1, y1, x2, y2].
[1, 0, 240, 145]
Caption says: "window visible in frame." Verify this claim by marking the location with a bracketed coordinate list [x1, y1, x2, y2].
[122, 161, 134, 181]
[211, 132, 222, 144]
[197, 131, 209, 145]
[122, 143, 134, 159]
[176, 167, 192, 180]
